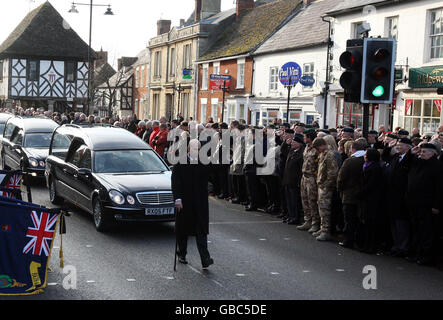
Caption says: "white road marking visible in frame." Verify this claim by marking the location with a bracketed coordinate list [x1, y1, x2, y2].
[236, 273, 246, 277]
[302, 270, 311, 273]
[270, 272, 280, 275]
[231, 239, 240, 242]
[86, 245, 93, 248]
[164, 276, 175, 280]
[126, 279, 136, 282]
[284, 237, 291, 240]
[259, 238, 267, 241]
[188, 265, 202, 275]
[86, 280, 95, 283]
[47, 283, 58, 286]
[336, 269, 345, 272]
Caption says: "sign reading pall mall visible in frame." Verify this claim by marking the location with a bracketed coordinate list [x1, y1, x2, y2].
[409, 65, 443, 88]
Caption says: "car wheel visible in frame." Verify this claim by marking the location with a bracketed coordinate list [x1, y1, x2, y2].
[49, 177, 64, 205]
[93, 196, 114, 232]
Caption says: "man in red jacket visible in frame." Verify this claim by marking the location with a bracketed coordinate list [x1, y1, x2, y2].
[149, 121, 160, 148]
[152, 123, 169, 158]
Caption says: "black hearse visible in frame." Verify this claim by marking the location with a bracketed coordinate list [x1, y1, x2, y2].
[45, 124, 175, 232]
[1, 117, 58, 176]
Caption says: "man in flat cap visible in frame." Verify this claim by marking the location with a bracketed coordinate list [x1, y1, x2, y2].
[342, 128, 354, 140]
[406, 142, 442, 265]
[384, 137, 414, 257]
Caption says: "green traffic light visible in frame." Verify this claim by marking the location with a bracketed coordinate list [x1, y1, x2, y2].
[372, 85, 385, 97]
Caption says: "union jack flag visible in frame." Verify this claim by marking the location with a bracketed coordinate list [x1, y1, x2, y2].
[23, 211, 59, 257]
[0, 170, 22, 199]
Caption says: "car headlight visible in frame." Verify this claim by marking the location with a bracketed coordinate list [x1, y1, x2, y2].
[109, 190, 125, 205]
[39, 160, 45, 167]
[29, 158, 38, 167]
[127, 195, 135, 205]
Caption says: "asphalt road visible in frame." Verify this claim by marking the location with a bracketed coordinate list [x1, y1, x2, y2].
[2, 179, 443, 300]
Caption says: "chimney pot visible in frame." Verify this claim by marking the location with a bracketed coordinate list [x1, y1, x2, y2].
[236, 0, 254, 21]
[157, 19, 171, 35]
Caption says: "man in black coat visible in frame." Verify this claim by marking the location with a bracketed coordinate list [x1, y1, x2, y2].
[282, 134, 305, 225]
[384, 138, 413, 257]
[171, 139, 213, 269]
[406, 143, 442, 265]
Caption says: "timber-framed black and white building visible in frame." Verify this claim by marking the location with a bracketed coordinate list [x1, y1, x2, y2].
[0, 1, 96, 113]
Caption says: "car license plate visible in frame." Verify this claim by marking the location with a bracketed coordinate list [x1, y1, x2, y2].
[145, 207, 174, 215]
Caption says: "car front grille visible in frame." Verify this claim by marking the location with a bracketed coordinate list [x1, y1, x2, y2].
[136, 191, 174, 205]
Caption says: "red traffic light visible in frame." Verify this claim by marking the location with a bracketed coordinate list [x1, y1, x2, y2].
[340, 51, 360, 69]
[373, 48, 390, 62]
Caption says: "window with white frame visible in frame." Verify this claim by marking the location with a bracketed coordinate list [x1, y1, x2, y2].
[239, 104, 246, 123]
[201, 99, 207, 123]
[351, 21, 363, 39]
[386, 16, 399, 40]
[211, 98, 219, 121]
[141, 66, 145, 88]
[213, 62, 220, 75]
[183, 44, 192, 69]
[0, 61, 3, 81]
[170, 48, 176, 76]
[202, 64, 209, 90]
[135, 67, 140, 88]
[403, 98, 441, 133]
[269, 67, 279, 92]
[430, 8, 443, 59]
[237, 60, 245, 89]
[154, 51, 161, 77]
[303, 63, 314, 90]
[224, 103, 237, 124]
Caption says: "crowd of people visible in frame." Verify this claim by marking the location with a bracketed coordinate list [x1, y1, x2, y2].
[3, 106, 443, 266]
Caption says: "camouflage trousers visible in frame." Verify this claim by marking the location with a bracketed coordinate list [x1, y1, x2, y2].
[318, 187, 333, 233]
[300, 175, 320, 226]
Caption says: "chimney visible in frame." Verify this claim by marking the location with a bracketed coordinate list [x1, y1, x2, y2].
[236, 0, 254, 21]
[201, 0, 221, 20]
[157, 19, 171, 35]
[94, 48, 108, 69]
[180, 19, 185, 27]
[117, 58, 122, 71]
[303, 0, 315, 6]
[195, 0, 202, 22]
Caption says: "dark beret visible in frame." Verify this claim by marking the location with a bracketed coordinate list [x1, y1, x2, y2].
[293, 133, 304, 144]
[343, 127, 354, 133]
[398, 129, 409, 136]
[387, 133, 398, 139]
[297, 123, 306, 128]
[285, 129, 295, 134]
[320, 129, 331, 134]
[368, 130, 378, 135]
[329, 128, 338, 133]
[282, 123, 290, 129]
[304, 128, 316, 134]
[421, 143, 437, 151]
[398, 138, 412, 145]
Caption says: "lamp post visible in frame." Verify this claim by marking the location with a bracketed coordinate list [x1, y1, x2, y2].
[172, 82, 185, 120]
[69, 1, 114, 114]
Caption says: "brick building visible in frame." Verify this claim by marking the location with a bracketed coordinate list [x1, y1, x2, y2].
[196, 0, 300, 124]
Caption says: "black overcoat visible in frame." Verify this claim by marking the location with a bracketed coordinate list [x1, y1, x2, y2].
[385, 151, 413, 219]
[171, 160, 210, 236]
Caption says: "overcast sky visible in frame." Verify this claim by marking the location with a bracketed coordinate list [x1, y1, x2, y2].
[0, 0, 235, 68]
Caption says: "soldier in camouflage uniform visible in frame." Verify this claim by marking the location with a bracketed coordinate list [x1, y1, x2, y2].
[313, 137, 339, 241]
[297, 129, 320, 233]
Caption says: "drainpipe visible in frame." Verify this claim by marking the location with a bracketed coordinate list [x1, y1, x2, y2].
[321, 15, 333, 129]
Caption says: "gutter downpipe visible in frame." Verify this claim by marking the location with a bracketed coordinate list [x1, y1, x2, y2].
[321, 15, 332, 129]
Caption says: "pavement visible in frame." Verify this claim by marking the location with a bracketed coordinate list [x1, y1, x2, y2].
[2, 179, 443, 300]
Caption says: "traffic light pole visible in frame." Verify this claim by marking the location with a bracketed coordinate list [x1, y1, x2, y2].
[285, 78, 293, 124]
[363, 103, 370, 139]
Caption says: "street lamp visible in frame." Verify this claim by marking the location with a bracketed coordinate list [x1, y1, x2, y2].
[68, 1, 114, 114]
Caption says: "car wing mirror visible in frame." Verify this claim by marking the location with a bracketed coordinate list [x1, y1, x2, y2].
[78, 168, 92, 176]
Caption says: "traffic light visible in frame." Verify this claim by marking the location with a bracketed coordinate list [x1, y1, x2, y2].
[339, 39, 363, 103]
[361, 38, 396, 104]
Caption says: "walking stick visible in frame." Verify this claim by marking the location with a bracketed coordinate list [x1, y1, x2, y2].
[174, 207, 177, 272]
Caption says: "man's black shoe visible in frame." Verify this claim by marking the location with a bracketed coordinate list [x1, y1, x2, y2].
[287, 219, 298, 225]
[202, 258, 214, 269]
[245, 205, 258, 212]
[178, 256, 188, 264]
[276, 213, 285, 219]
[231, 199, 241, 204]
[240, 201, 249, 206]
[417, 257, 434, 266]
[405, 256, 417, 263]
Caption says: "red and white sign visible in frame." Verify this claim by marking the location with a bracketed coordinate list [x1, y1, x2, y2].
[209, 74, 231, 90]
[405, 99, 413, 115]
[433, 99, 441, 114]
